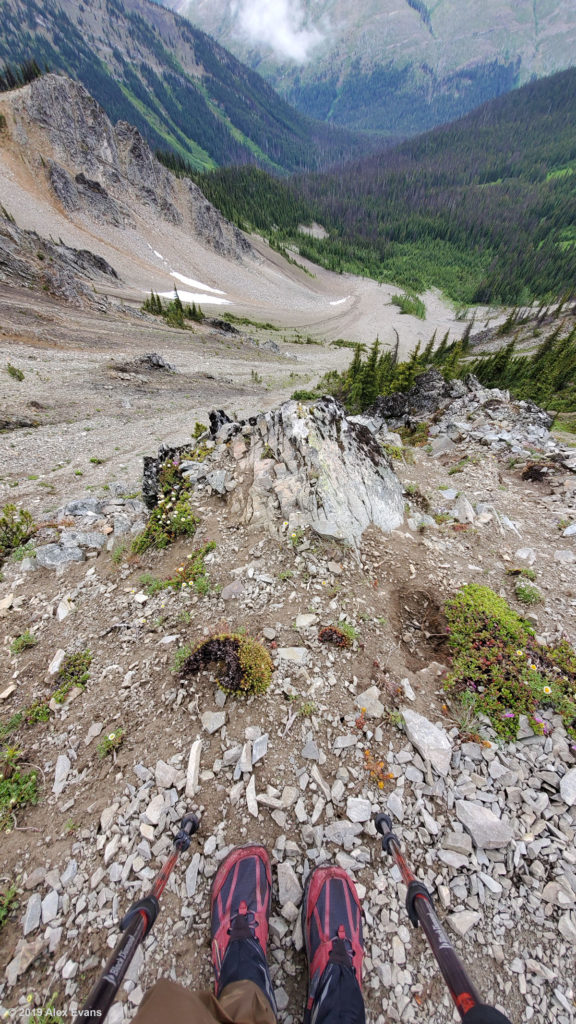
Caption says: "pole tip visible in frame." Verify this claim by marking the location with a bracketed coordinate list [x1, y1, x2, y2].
[374, 812, 393, 835]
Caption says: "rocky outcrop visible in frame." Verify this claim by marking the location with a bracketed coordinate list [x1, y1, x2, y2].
[6, 75, 253, 261]
[142, 397, 404, 548]
[365, 368, 561, 459]
[0, 209, 118, 308]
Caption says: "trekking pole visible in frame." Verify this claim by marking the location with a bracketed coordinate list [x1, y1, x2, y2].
[74, 811, 200, 1024]
[374, 813, 512, 1024]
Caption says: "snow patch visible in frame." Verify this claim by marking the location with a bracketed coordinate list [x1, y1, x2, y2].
[170, 271, 226, 295]
[329, 297, 350, 306]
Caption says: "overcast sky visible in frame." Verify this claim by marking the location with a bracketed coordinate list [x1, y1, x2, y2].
[231, 0, 325, 60]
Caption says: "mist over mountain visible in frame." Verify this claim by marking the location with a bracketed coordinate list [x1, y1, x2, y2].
[0, 0, 370, 172]
[163, 0, 576, 136]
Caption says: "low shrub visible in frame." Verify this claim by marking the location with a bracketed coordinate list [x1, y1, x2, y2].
[180, 634, 273, 695]
[444, 584, 576, 740]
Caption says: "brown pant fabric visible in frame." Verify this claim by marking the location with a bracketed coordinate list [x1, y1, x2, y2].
[132, 978, 277, 1024]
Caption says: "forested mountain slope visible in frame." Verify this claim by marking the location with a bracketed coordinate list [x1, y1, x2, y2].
[164, 0, 576, 137]
[195, 68, 576, 305]
[0, 0, 368, 172]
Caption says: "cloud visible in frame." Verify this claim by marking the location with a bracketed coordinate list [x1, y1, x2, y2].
[233, 0, 325, 61]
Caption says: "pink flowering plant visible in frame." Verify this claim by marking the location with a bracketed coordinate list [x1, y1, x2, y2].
[444, 584, 576, 741]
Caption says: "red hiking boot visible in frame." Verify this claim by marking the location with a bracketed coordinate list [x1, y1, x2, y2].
[302, 865, 365, 1024]
[210, 845, 276, 1012]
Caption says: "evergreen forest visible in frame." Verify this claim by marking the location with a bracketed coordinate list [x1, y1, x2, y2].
[194, 68, 576, 307]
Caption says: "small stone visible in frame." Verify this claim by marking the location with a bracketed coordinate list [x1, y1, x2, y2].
[515, 547, 536, 565]
[346, 797, 372, 823]
[23, 893, 42, 936]
[454, 495, 475, 524]
[277, 862, 302, 906]
[41, 890, 59, 925]
[456, 801, 513, 849]
[246, 776, 259, 818]
[324, 821, 363, 845]
[201, 711, 226, 734]
[262, 627, 276, 640]
[221, 579, 244, 600]
[387, 792, 404, 821]
[145, 794, 165, 826]
[185, 853, 201, 897]
[301, 739, 320, 761]
[48, 649, 66, 676]
[355, 687, 384, 718]
[448, 911, 481, 937]
[555, 549, 575, 564]
[53, 754, 71, 795]
[278, 647, 308, 665]
[392, 935, 406, 965]
[0, 684, 16, 700]
[438, 850, 469, 869]
[62, 959, 78, 980]
[85, 721, 103, 745]
[186, 740, 202, 798]
[56, 597, 74, 621]
[295, 614, 318, 628]
[402, 708, 452, 776]
[155, 760, 178, 789]
[252, 734, 268, 765]
[563, 523, 576, 536]
[560, 768, 576, 807]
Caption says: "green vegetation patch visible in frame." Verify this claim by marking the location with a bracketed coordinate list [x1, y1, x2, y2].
[391, 293, 426, 319]
[180, 634, 273, 695]
[140, 541, 216, 597]
[132, 457, 201, 554]
[444, 584, 576, 741]
[97, 728, 125, 759]
[52, 651, 92, 704]
[10, 630, 37, 655]
[0, 749, 39, 832]
[0, 880, 19, 931]
[0, 504, 36, 565]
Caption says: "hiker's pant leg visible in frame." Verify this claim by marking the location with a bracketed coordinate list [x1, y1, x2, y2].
[310, 962, 366, 1024]
[133, 977, 277, 1024]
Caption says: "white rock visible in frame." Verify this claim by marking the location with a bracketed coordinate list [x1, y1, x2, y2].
[201, 710, 226, 734]
[185, 853, 201, 897]
[355, 686, 384, 718]
[295, 614, 318, 628]
[23, 893, 42, 936]
[57, 596, 74, 622]
[560, 768, 576, 807]
[456, 801, 513, 849]
[346, 797, 372, 823]
[52, 754, 71, 795]
[185, 740, 202, 798]
[48, 649, 66, 676]
[246, 775, 259, 818]
[277, 862, 302, 906]
[278, 647, 308, 665]
[145, 794, 165, 826]
[402, 708, 452, 776]
[0, 684, 16, 700]
[41, 890, 59, 925]
[448, 911, 481, 937]
[155, 760, 178, 789]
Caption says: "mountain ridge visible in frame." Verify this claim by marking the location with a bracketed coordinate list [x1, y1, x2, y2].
[165, 0, 576, 136]
[0, 0, 371, 172]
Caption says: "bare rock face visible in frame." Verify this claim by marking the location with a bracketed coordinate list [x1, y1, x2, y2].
[233, 398, 404, 545]
[0, 208, 117, 307]
[7, 75, 253, 261]
[142, 397, 404, 548]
